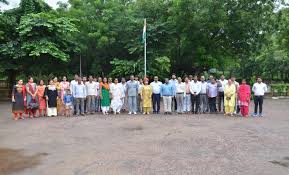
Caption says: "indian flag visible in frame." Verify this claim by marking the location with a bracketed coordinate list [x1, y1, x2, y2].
[142, 19, 146, 43]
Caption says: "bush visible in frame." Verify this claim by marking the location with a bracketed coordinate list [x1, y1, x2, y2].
[270, 83, 289, 96]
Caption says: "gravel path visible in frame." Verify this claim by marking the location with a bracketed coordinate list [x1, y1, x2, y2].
[0, 99, 289, 175]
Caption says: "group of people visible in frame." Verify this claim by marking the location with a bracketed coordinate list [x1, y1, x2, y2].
[11, 74, 267, 120]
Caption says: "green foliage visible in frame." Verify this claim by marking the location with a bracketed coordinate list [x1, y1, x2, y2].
[271, 84, 289, 96]
[1, 0, 289, 83]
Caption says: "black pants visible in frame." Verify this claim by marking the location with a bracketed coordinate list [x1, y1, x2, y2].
[152, 93, 161, 113]
[173, 97, 177, 111]
[254, 96, 264, 114]
[208, 97, 216, 113]
[191, 94, 200, 113]
[218, 91, 224, 112]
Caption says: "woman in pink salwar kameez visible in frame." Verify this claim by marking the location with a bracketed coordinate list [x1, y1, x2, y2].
[238, 79, 251, 117]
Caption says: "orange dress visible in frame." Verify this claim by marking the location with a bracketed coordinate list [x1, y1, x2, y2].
[37, 85, 46, 110]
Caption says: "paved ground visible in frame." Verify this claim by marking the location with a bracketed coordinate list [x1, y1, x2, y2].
[1, 99, 289, 175]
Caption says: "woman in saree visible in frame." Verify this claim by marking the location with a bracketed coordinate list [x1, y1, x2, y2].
[12, 79, 25, 120]
[141, 79, 152, 115]
[53, 77, 63, 115]
[60, 76, 70, 114]
[238, 79, 251, 117]
[37, 80, 46, 117]
[110, 78, 123, 114]
[224, 79, 236, 116]
[26, 76, 38, 118]
[45, 79, 58, 117]
[100, 77, 110, 115]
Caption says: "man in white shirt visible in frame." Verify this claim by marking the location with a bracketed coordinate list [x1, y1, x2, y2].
[85, 75, 97, 114]
[199, 76, 208, 113]
[183, 77, 191, 113]
[189, 75, 201, 114]
[73, 78, 86, 116]
[120, 78, 127, 112]
[175, 77, 185, 114]
[252, 77, 267, 117]
[218, 75, 227, 113]
[150, 76, 162, 114]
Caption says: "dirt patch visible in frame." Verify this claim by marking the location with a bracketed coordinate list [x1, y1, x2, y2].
[0, 148, 47, 175]
[269, 157, 289, 168]
[122, 125, 144, 131]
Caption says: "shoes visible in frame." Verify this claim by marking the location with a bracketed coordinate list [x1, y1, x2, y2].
[259, 113, 263, 117]
[133, 112, 137, 115]
[128, 112, 132, 115]
[252, 113, 258, 117]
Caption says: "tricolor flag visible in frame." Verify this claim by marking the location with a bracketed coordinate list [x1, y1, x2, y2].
[142, 19, 146, 43]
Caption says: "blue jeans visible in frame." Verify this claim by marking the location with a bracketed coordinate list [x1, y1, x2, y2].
[183, 94, 191, 112]
[128, 96, 137, 113]
[152, 94, 160, 113]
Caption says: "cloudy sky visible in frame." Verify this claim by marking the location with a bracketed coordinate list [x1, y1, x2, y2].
[0, 0, 68, 10]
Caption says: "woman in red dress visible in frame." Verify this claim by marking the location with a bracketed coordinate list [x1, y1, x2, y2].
[238, 79, 251, 117]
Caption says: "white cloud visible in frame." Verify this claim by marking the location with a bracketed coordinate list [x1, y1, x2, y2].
[0, 0, 68, 11]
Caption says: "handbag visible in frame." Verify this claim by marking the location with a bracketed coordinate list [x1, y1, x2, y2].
[28, 101, 39, 110]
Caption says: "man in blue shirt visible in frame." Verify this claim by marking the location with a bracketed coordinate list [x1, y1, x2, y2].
[161, 78, 175, 115]
[169, 73, 177, 112]
[126, 75, 139, 115]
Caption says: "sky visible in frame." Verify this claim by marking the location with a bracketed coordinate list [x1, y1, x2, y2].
[1, 0, 288, 11]
[0, 0, 68, 11]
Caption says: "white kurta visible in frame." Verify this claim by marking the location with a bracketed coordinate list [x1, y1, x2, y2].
[110, 83, 123, 112]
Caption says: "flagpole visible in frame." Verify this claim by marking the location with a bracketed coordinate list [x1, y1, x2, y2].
[79, 53, 82, 77]
[144, 18, 147, 78]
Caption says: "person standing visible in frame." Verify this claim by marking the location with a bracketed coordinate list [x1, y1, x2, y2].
[141, 79, 153, 115]
[99, 77, 110, 115]
[53, 77, 63, 115]
[175, 77, 185, 114]
[199, 76, 208, 114]
[26, 76, 38, 118]
[169, 73, 177, 112]
[60, 76, 70, 100]
[37, 80, 46, 117]
[137, 78, 144, 113]
[45, 79, 58, 117]
[252, 77, 267, 117]
[95, 77, 102, 112]
[59, 76, 70, 115]
[231, 77, 240, 114]
[120, 77, 127, 112]
[70, 74, 79, 114]
[238, 79, 251, 117]
[218, 75, 227, 112]
[150, 76, 162, 114]
[183, 77, 191, 113]
[85, 76, 97, 114]
[63, 89, 73, 117]
[110, 78, 123, 114]
[207, 78, 218, 113]
[224, 79, 236, 116]
[161, 78, 174, 115]
[126, 75, 139, 115]
[190, 76, 201, 114]
[73, 78, 86, 116]
[12, 79, 25, 120]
